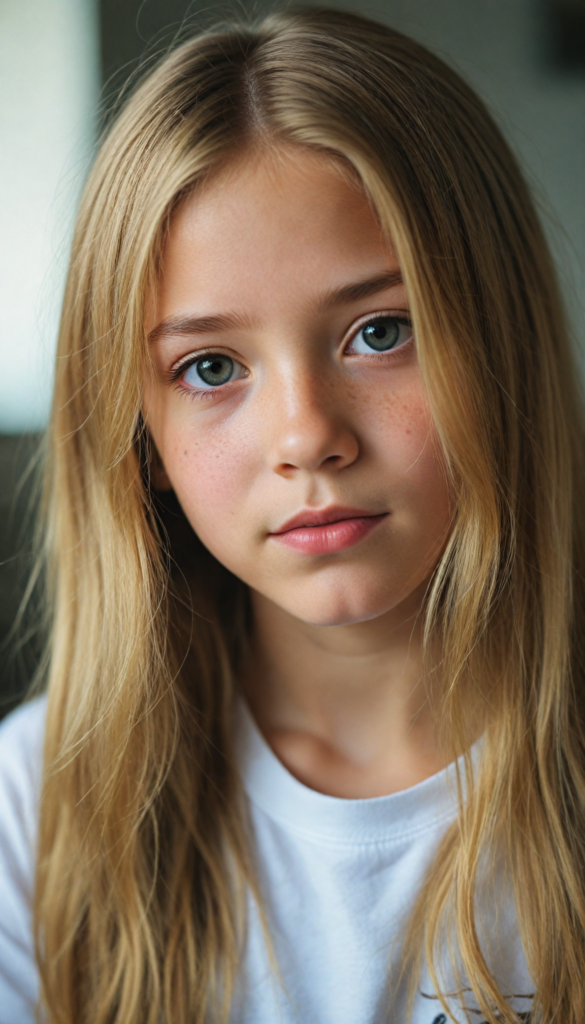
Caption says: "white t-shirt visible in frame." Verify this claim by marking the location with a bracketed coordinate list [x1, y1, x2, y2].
[0, 697, 534, 1024]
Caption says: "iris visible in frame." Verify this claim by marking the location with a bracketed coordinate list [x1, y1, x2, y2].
[196, 355, 234, 386]
[361, 317, 403, 351]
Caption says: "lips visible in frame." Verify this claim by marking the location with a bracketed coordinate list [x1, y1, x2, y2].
[270, 506, 387, 555]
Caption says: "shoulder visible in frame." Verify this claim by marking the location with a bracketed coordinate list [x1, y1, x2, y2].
[0, 696, 47, 755]
[0, 695, 47, 763]
[0, 692, 48, 892]
[0, 695, 47, 884]
[0, 696, 47, 833]
[0, 696, 46, 1024]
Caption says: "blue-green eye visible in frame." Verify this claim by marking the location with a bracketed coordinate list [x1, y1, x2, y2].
[182, 354, 247, 389]
[349, 316, 412, 354]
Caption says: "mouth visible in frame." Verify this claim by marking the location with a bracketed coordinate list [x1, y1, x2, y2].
[269, 506, 388, 555]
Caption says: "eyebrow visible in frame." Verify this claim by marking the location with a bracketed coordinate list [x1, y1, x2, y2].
[147, 311, 252, 345]
[147, 270, 404, 344]
[321, 269, 403, 309]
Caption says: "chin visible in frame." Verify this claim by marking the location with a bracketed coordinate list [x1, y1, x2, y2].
[283, 586, 401, 628]
[300, 608, 387, 627]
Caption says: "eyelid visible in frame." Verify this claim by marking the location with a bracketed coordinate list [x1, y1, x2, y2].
[342, 309, 412, 351]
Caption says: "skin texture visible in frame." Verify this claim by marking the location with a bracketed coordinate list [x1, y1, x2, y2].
[144, 149, 454, 797]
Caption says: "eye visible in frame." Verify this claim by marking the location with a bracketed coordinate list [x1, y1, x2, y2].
[347, 315, 412, 354]
[181, 353, 247, 389]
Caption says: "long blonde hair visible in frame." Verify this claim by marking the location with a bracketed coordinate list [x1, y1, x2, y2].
[35, 7, 585, 1023]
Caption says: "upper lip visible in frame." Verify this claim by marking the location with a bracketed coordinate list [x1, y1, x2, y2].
[272, 506, 386, 534]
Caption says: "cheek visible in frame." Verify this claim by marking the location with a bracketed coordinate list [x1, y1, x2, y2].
[163, 417, 257, 544]
[365, 377, 436, 473]
[366, 380, 451, 526]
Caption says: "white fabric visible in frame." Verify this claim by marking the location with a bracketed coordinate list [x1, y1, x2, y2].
[0, 701, 44, 1024]
[0, 697, 534, 1024]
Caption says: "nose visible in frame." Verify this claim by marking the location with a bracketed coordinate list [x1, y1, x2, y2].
[267, 371, 359, 477]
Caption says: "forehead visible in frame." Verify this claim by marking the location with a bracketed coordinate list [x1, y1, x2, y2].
[154, 148, 397, 321]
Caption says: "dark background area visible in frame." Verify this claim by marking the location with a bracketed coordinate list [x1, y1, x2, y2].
[1, 0, 584, 720]
[98, 0, 585, 87]
[0, 436, 42, 719]
[99, 0, 273, 115]
[550, 0, 585, 68]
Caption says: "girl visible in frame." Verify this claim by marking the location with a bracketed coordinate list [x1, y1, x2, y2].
[0, 7, 584, 1023]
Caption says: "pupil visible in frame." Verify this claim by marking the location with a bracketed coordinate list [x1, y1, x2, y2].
[197, 355, 233, 386]
[363, 318, 399, 351]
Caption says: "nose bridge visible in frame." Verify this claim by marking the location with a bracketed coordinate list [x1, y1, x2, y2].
[266, 356, 358, 475]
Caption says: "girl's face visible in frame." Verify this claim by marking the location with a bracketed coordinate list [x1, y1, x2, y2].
[144, 149, 452, 626]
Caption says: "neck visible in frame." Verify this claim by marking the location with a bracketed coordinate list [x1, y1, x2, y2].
[239, 583, 448, 798]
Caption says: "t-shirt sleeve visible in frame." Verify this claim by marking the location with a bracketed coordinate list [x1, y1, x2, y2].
[0, 698, 46, 1024]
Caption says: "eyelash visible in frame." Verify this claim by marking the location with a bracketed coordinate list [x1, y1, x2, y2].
[168, 310, 413, 399]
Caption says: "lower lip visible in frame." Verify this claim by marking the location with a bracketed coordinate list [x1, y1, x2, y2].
[270, 514, 387, 555]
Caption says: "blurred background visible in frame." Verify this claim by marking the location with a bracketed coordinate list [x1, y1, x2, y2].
[1, 0, 584, 718]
